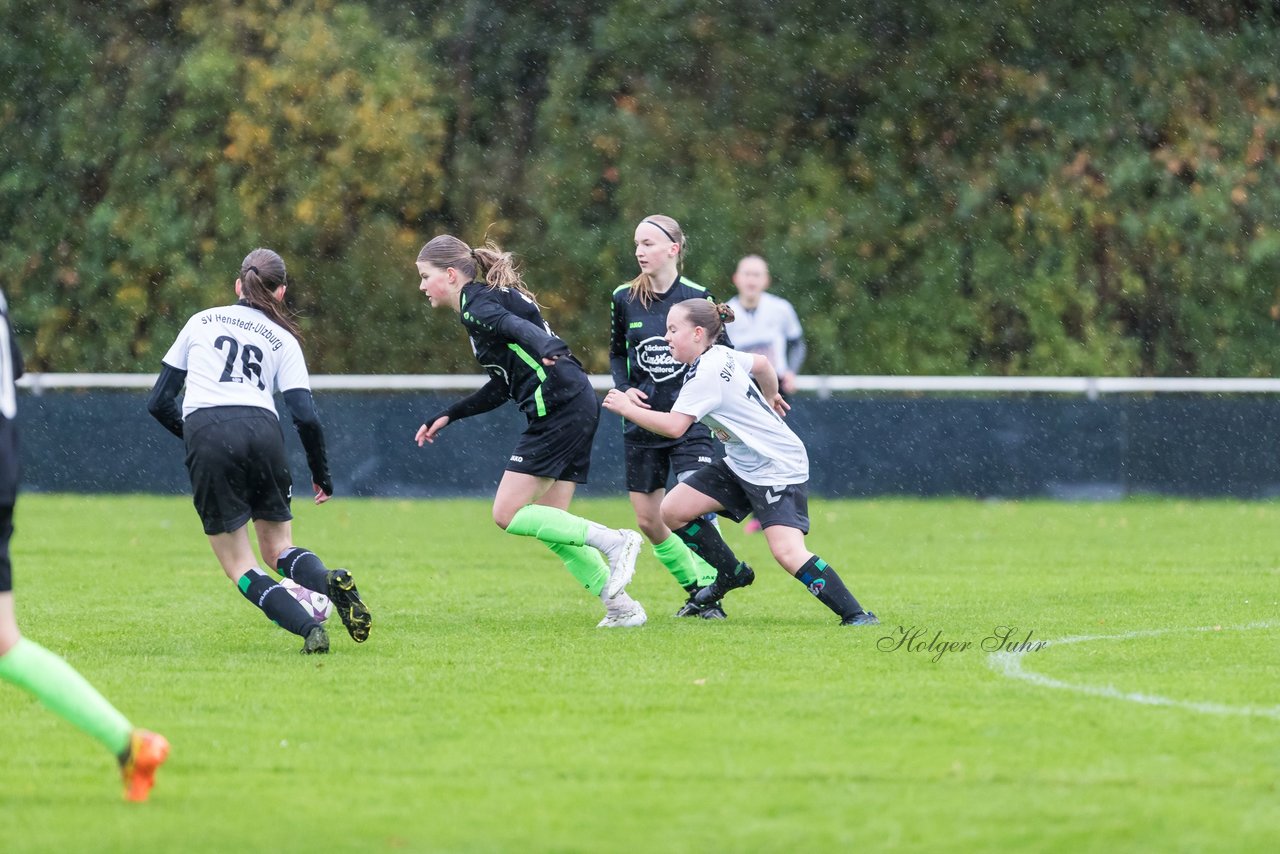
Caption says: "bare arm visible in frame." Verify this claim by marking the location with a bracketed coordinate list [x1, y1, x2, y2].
[602, 389, 695, 438]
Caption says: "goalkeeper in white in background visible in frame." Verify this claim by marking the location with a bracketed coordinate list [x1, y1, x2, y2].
[603, 298, 878, 627]
[726, 255, 805, 397]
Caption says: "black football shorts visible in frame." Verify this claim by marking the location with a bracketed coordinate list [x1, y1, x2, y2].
[183, 406, 293, 535]
[679, 458, 810, 534]
[505, 384, 601, 484]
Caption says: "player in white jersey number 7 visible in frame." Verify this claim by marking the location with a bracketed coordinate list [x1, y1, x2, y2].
[147, 248, 371, 653]
[603, 299, 879, 627]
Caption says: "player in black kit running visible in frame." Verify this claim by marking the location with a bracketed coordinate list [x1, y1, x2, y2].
[414, 235, 646, 628]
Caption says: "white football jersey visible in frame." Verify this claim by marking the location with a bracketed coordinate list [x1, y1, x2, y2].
[672, 344, 808, 485]
[161, 303, 310, 419]
[725, 292, 803, 374]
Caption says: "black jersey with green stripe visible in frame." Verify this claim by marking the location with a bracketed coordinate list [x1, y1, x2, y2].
[609, 276, 718, 447]
[459, 282, 586, 419]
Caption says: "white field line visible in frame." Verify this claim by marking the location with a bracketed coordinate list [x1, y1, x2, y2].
[988, 622, 1280, 719]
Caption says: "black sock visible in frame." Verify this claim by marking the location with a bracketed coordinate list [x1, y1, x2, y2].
[237, 568, 319, 637]
[795, 555, 864, 619]
[276, 546, 330, 592]
[673, 521, 745, 581]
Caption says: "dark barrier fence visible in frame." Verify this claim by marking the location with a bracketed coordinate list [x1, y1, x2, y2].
[15, 390, 1280, 499]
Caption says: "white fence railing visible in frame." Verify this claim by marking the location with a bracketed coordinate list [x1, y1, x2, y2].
[17, 372, 1280, 399]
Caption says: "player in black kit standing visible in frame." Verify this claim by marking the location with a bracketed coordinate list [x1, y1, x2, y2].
[147, 248, 371, 653]
[610, 214, 724, 618]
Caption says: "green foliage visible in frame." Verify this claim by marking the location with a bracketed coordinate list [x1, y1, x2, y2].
[3, 1, 1280, 375]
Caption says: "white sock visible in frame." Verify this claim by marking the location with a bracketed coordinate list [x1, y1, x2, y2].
[604, 590, 635, 608]
[584, 522, 620, 553]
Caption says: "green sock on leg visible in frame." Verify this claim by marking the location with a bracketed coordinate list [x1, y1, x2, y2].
[653, 534, 707, 588]
[690, 552, 718, 587]
[506, 505, 589, 546]
[546, 542, 608, 596]
[0, 638, 132, 756]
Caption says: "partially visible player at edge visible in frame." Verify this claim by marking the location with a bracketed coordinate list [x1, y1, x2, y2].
[0, 290, 168, 801]
[609, 214, 723, 618]
[414, 234, 647, 628]
[603, 298, 879, 627]
[147, 248, 372, 653]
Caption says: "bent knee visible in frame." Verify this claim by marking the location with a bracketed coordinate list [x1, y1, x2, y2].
[0, 627, 21, 656]
[659, 503, 694, 532]
[492, 505, 519, 530]
[768, 541, 808, 565]
[637, 519, 668, 542]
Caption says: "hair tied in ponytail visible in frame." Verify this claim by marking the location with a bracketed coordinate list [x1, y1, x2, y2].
[245, 265, 259, 276]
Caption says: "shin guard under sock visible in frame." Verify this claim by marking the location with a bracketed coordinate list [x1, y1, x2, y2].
[237, 568, 318, 637]
[652, 534, 700, 588]
[276, 546, 331, 592]
[546, 542, 609, 596]
[506, 504, 589, 546]
[672, 520, 741, 579]
[794, 555, 864, 619]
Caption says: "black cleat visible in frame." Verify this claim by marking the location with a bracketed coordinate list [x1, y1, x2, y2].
[674, 596, 727, 619]
[692, 563, 755, 608]
[301, 624, 330, 654]
[840, 611, 880, 626]
[698, 603, 727, 620]
[327, 569, 372, 643]
[674, 598, 704, 617]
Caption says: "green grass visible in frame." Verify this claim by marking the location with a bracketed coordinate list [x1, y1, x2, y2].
[2, 495, 1278, 852]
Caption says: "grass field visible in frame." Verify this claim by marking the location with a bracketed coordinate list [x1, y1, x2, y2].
[1, 494, 1277, 852]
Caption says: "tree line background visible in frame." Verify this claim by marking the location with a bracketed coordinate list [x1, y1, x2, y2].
[3, 0, 1280, 377]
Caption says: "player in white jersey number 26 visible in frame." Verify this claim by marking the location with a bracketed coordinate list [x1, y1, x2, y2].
[147, 248, 371, 654]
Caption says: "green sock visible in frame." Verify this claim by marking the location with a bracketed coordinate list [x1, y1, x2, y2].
[546, 543, 608, 596]
[690, 552, 718, 586]
[506, 505, 589, 546]
[653, 534, 708, 587]
[0, 638, 132, 756]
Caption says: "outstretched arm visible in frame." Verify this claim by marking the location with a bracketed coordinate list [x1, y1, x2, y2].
[602, 389, 696, 438]
[415, 377, 508, 446]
